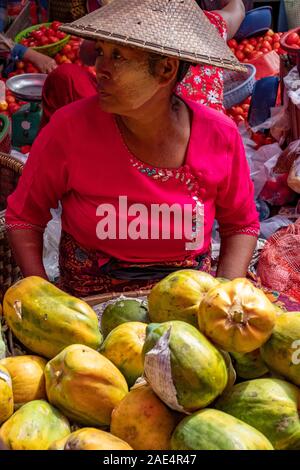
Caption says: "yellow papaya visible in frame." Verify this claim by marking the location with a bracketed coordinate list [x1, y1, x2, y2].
[45, 344, 128, 426]
[100, 322, 146, 387]
[0, 365, 14, 424]
[0, 355, 47, 408]
[0, 399, 70, 450]
[49, 428, 132, 450]
[3, 276, 102, 358]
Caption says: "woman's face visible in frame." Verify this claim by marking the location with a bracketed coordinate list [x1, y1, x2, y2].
[95, 40, 168, 114]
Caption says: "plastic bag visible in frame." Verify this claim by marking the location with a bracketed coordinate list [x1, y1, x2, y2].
[43, 205, 62, 282]
[251, 105, 291, 146]
[248, 51, 280, 81]
[260, 172, 295, 206]
[288, 156, 300, 193]
[260, 215, 293, 240]
[283, 66, 300, 109]
[274, 139, 300, 174]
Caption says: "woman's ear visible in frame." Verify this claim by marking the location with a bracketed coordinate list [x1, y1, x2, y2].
[156, 57, 179, 85]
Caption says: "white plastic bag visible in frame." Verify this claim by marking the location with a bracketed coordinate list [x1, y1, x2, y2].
[43, 205, 62, 282]
[260, 215, 293, 240]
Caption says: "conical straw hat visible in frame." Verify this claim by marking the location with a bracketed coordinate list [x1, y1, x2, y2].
[60, 0, 246, 72]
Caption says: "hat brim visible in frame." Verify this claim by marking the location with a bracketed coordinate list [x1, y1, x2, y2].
[60, 0, 247, 73]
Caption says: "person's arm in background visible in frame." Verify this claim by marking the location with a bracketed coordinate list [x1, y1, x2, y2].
[215, 0, 245, 39]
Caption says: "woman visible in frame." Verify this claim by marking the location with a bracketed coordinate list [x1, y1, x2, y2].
[6, 0, 259, 297]
[40, 0, 245, 126]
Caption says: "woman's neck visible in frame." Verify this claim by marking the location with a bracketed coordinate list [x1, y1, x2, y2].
[115, 94, 183, 144]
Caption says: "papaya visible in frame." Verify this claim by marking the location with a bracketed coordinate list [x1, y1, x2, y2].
[216, 378, 300, 450]
[3, 276, 102, 358]
[148, 270, 219, 327]
[101, 299, 148, 338]
[260, 311, 300, 386]
[100, 322, 146, 387]
[171, 409, 273, 450]
[49, 428, 132, 450]
[0, 399, 70, 450]
[0, 365, 14, 424]
[45, 344, 128, 426]
[198, 278, 277, 353]
[0, 355, 47, 408]
[110, 384, 180, 450]
[142, 321, 228, 412]
[231, 349, 269, 380]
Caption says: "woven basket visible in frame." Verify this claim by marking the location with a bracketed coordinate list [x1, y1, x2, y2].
[223, 63, 256, 109]
[14, 23, 70, 58]
[48, 0, 87, 23]
[0, 152, 23, 302]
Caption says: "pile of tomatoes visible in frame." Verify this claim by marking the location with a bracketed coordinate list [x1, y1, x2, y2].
[228, 30, 285, 63]
[226, 96, 251, 125]
[19, 21, 66, 48]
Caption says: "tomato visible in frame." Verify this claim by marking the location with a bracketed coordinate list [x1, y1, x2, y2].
[31, 30, 43, 40]
[51, 21, 61, 31]
[28, 41, 36, 47]
[249, 38, 257, 46]
[234, 115, 245, 124]
[45, 28, 56, 37]
[8, 103, 20, 114]
[38, 35, 49, 46]
[20, 145, 31, 154]
[243, 44, 255, 55]
[266, 29, 274, 37]
[272, 33, 281, 43]
[16, 61, 25, 69]
[242, 103, 250, 112]
[62, 44, 72, 54]
[49, 36, 58, 44]
[273, 42, 280, 50]
[56, 31, 66, 40]
[232, 106, 244, 116]
[261, 47, 271, 54]
[235, 50, 245, 61]
[6, 96, 15, 104]
[262, 40, 272, 50]
[66, 51, 76, 61]
[228, 39, 238, 49]
[286, 32, 300, 46]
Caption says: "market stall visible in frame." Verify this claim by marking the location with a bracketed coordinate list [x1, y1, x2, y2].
[0, 0, 300, 453]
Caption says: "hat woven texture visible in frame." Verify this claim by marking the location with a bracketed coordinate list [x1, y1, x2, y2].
[60, 0, 246, 71]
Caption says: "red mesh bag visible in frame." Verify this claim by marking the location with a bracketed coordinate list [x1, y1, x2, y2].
[257, 219, 300, 303]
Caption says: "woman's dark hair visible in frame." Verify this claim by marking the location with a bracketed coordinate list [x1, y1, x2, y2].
[148, 53, 191, 83]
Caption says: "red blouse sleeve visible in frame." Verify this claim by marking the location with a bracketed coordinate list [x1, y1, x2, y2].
[5, 116, 71, 232]
[215, 127, 260, 238]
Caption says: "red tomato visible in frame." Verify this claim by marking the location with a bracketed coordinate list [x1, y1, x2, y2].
[272, 33, 281, 43]
[62, 44, 72, 54]
[31, 30, 43, 40]
[266, 30, 274, 37]
[39, 35, 49, 46]
[286, 32, 300, 46]
[232, 106, 244, 116]
[242, 103, 250, 112]
[45, 28, 56, 37]
[20, 145, 31, 154]
[16, 61, 24, 69]
[8, 103, 20, 114]
[273, 42, 280, 50]
[241, 39, 249, 45]
[56, 31, 66, 40]
[262, 40, 272, 50]
[28, 41, 36, 47]
[235, 50, 245, 61]
[249, 38, 257, 46]
[6, 96, 16, 104]
[228, 39, 238, 49]
[49, 36, 58, 44]
[51, 21, 61, 31]
[235, 115, 245, 124]
[261, 47, 271, 54]
[66, 51, 76, 61]
[243, 44, 255, 55]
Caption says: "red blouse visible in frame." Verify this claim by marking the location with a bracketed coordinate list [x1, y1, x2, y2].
[6, 95, 259, 265]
